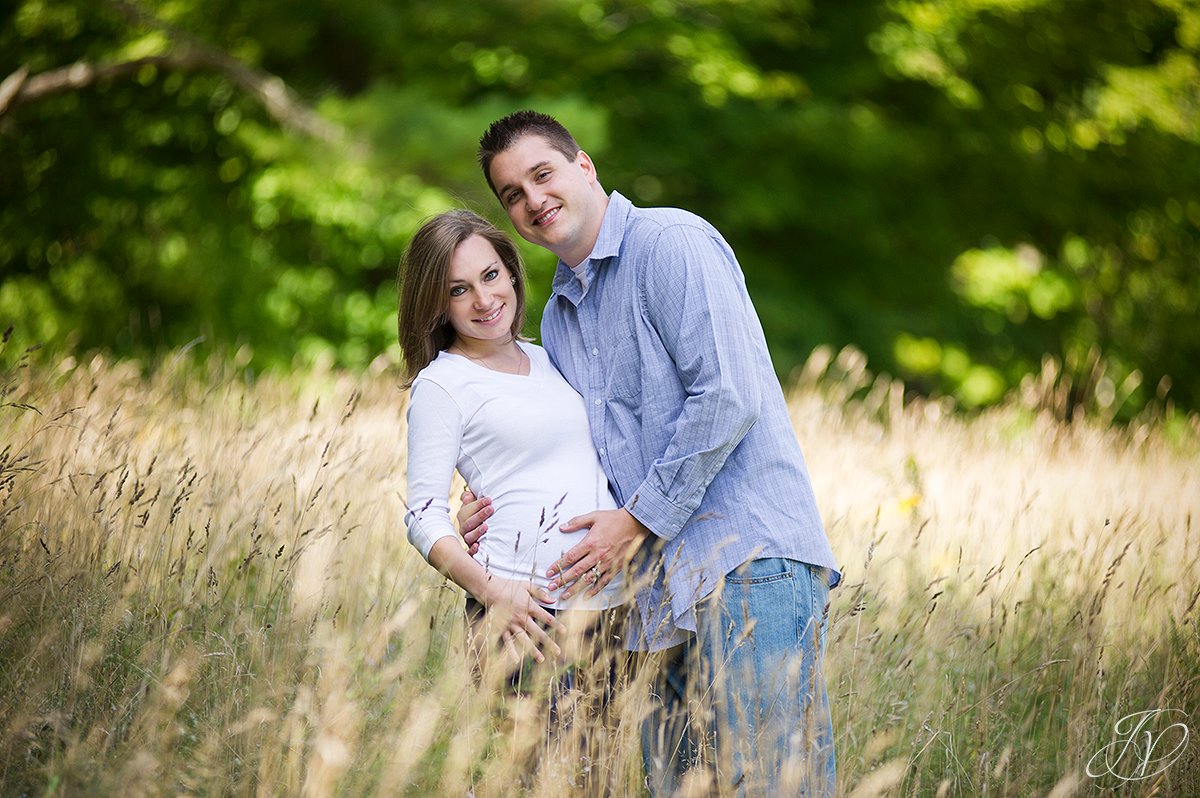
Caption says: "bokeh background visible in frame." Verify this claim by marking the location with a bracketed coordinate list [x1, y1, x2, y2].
[2, 0, 1199, 415]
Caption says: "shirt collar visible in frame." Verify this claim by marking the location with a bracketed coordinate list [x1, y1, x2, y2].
[550, 191, 633, 304]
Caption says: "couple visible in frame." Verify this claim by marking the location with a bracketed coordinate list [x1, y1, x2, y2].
[398, 110, 840, 796]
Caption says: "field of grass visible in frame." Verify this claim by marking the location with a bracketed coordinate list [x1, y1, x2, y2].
[1, 348, 1198, 796]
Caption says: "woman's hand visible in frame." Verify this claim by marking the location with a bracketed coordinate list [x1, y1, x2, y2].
[476, 576, 562, 663]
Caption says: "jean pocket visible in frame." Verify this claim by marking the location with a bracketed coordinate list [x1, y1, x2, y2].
[724, 558, 793, 586]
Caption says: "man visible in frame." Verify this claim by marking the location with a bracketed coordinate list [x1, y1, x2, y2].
[461, 110, 840, 795]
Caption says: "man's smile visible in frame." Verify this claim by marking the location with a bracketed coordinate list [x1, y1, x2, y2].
[532, 206, 560, 227]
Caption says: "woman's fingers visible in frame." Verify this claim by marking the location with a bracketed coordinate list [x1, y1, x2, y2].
[500, 629, 523, 665]
[523, 616, 560, 660]
[483, 579, 567, 663]
[528, 602, 558, 629]
[513, 628, 545, 663]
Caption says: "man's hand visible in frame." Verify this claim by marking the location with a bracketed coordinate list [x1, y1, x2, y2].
[477, 576, 562, 663]
[547, 508, 649, 599]
[456, 488, 492, 555]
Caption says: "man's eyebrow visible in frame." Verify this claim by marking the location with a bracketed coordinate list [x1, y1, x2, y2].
[498, 161, 553, 195]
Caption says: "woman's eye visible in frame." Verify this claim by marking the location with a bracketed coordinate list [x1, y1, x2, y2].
[485, 269, 499, 281]
[450, 286, 465, 297]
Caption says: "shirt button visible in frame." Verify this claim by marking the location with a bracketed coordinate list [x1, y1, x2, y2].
[599, 448, 606, 456]
[593, 398, 602, 406]
[591, 347, 599, 356]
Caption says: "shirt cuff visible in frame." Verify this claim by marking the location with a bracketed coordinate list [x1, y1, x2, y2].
[625, 480, 693, 542]
[405, 514, 460, 561]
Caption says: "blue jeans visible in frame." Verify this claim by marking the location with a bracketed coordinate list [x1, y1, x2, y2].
[642, 558, 835, 797]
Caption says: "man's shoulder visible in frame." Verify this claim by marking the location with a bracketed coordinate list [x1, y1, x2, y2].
[623, 202, 718, 243]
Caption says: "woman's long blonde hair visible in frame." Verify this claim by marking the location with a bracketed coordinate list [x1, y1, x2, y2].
[396, 210, 527, 386]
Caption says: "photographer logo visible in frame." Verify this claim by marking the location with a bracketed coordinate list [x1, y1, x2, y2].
[1086, 709, 1190, 782]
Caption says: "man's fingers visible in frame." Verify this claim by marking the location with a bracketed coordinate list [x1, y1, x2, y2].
[460, 488, 477, 504]
[461, 505, 492, 536]
[547, 542, 590, 580]
[462, 521, 488, 547]
[558, 512, 594, 533]
[585, 562, 621, 598]
[559, 555, 605, 599]
[565, 554, 603, 586]
[456, 495, 493, 539]
[548, 550, 591, 587]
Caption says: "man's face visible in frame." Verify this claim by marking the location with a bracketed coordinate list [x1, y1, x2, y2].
[487, 134, 604, 267]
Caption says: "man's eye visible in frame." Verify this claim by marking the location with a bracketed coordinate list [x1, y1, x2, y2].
[505, 191, 520, 205]
[536, 170, 550, 181]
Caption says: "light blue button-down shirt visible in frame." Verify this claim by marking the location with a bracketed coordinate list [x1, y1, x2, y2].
[542, 192, 840, 650]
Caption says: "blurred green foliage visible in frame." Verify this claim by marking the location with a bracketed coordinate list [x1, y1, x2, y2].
[2, 0, 1198, 415]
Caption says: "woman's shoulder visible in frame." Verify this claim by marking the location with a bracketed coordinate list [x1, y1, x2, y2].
[409, 351, 470, 398]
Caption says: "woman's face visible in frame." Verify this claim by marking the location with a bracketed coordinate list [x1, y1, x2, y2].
[445, 234, 518, 348]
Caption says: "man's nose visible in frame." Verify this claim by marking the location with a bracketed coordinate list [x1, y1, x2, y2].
[524, 185, 546, 211]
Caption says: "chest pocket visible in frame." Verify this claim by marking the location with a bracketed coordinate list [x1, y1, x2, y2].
[605, 321, 643, 399]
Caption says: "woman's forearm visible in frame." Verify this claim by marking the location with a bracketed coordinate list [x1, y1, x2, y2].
[427, 535, 494, 602]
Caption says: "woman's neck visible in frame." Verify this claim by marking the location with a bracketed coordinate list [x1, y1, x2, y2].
[448, 337, 528, 374]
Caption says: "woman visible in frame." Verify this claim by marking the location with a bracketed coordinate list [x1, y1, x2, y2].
[397, 209, 624, 668]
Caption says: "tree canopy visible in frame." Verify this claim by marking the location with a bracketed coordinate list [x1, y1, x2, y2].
[3, 0, 1198, 415]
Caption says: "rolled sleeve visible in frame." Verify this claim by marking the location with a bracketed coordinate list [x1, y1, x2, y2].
[625, 481, 693, 539]
[630, 224, 762, 541]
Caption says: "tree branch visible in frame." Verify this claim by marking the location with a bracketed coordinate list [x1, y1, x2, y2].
[0, 1, 342, 143]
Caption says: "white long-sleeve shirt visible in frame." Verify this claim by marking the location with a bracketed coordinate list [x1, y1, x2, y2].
[404, 341, 623, 610]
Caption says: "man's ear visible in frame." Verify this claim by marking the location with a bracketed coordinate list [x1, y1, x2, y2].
[576, 150, 598, 184]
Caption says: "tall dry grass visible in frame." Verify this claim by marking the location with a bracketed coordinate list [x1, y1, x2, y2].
[1, 347, 1197, 796]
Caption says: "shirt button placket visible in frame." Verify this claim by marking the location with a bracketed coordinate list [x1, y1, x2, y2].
[580, 303, 606, 453]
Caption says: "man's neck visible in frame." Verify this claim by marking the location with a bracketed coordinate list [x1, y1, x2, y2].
[560, 190, 609, 269]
